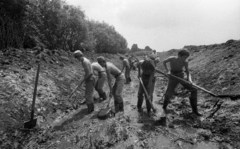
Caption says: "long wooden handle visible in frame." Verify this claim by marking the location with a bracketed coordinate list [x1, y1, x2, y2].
[138, 77, 156, 112]
[155, 69, 240, 100]
[107, 96, 112, 107]
[67, 74, 93, 100]
[31, 63, 40, 120]
[156, 69, 217, 96]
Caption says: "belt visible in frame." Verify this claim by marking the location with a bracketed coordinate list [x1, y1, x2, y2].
[114, 73, 122, 78]
[98, 71, 106, 74]
[170, 70, 183, 75]
[142, 73, 151, 77]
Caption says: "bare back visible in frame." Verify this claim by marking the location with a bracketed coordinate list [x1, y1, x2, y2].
[91, 62, 105, 72]
[123, 59, 130, 68]
[82, 57, 93, 76]
[106, 62, 121, 76]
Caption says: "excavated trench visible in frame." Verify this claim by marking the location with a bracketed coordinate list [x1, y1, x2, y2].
[24, 69, 227, 149]
[1, 48, 239, 149]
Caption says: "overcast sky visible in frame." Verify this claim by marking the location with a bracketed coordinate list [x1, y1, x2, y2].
[66, 0, 240, 52]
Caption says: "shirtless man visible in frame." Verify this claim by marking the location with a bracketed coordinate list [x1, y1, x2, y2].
[161, 48, 202, 116]
[73, 50, 95, 113]
[120, 56, 131, 84]
[91, 62, 107, 101]
[97, 56, 125, 112]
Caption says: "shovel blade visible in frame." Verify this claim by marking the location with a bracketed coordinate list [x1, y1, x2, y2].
[24, 119, 37, 129]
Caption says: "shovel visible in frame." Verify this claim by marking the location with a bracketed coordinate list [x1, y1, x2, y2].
[67, 74, 93, 101]
[132, 55, 157, 113]
[97, 96, 114, 120]
[138, 77, 157, 113]
[24, 62, 40, 129]
[155, 69, 240, 100]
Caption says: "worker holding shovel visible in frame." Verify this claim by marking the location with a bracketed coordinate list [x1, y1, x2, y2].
[91, 62, 107, 101]
[97, 56, 125, 113]
[73, 50, 95, 114]
[137, 56, 159, 115]
[160, 48, 202, 117]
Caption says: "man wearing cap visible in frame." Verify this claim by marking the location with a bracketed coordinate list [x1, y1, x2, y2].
[120, 56, 131, 84]
[97, 56, 125, 112]
[91, 62, 107, 101]
[73, 50, 95, 113]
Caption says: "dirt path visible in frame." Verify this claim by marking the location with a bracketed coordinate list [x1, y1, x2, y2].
[23, 69, 228, 149]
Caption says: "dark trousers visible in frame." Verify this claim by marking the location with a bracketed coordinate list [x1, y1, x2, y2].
[137, 75, 154, 112]
[163, 73, 198, 111]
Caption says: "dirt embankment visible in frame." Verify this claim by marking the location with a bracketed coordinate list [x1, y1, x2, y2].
[0, 48, 121, 148]
[157, 39, 240, 148]
[0, 39, 240, 149]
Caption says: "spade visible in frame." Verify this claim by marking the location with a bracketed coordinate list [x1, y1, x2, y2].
[24, 62, 40, 129]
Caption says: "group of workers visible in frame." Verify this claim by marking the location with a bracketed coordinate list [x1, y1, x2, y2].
[73, 48, 202, 121]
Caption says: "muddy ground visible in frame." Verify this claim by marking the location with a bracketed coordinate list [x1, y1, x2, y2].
[0, 40, 240, 149]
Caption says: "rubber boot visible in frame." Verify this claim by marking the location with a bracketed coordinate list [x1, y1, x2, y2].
[128, 77, 132, 82]
[190, 98, 202, 116]
[119, 102, 124, 112]
[87, 103, 94, 114]
[114, 101, 119, 113]
[101, 92, 107, 101]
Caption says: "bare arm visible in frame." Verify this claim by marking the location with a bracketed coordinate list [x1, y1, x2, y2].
[106, 67, 113, 94]
[184, 61, 192, 82]
[163, 58, 171, 73]
[121, 61, 125, 73]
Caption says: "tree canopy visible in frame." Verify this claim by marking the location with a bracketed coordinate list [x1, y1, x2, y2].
[0, 0, 128, 54]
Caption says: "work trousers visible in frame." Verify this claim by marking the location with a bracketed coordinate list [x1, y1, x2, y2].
[95, 72, 107, 96]
[112, 73, 125, 104]
[163, 72, 197, 109]
[85, 75, 95, 104]
[137, 74, 156, 112]
[125, 66, 131, 82]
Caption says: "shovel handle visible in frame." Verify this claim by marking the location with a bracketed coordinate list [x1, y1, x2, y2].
[107, 96, 112, 107]
[138, 77, 156, 112]
[31, 63, 40, 120]
[155, 69, 218, 96]
[67, 74, 93, 100]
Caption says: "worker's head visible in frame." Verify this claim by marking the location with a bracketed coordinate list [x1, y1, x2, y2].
[97, 56, 106, 67]
[155, 57, 160, 64]
[119, 56, 124, 60]
[73, 50, 83, 61]
[149, 55, 155, 61]
[178, 48, 190, 61]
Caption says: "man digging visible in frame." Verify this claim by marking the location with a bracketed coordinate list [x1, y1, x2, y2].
[73, 50, 95, 113]
[97, 56, 125, 113]
[155, 48, 202, 125]
[137, 56, 159, 116]
[91, 61, 107, 101]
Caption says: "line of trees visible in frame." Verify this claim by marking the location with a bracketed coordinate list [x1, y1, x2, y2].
[130, 44, 154, 53]
[0, 0, 128, 54]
